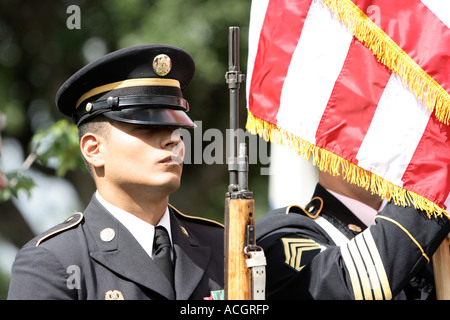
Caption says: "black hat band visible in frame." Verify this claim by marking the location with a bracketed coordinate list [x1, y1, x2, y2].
[74, 94, 189, 125]
[76, 78, 181, 108]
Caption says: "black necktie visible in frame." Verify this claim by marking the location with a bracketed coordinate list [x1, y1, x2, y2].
[153, 226, 174, 287]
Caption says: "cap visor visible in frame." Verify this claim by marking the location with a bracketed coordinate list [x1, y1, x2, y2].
[103, 108, 196, 128]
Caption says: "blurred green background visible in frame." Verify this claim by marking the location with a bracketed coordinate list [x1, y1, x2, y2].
[0, 0, 272, 298]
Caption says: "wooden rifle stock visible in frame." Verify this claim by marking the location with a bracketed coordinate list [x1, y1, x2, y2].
[225, 197, 254, 299]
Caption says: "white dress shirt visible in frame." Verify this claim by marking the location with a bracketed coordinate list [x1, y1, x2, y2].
[327, 189, 387, 227]
[95, 191, 173, 260]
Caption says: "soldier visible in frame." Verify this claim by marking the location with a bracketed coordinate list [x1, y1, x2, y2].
[256, 169, 450, 299]
[8, 44, 224, 300]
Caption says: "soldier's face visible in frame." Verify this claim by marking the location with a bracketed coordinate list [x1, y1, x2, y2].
[100, 121, 184, 197]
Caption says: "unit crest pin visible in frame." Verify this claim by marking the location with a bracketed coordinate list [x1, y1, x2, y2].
[105, 290, 124, 300]
[153, 54, 172, 76]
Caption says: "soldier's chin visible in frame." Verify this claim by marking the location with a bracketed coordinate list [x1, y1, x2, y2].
[161, 177, 182, 195]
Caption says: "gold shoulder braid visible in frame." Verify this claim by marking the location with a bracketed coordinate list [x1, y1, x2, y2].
[36, 212, 84, 247]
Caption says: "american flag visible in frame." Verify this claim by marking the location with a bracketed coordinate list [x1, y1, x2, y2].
[246, 0, 450, 217]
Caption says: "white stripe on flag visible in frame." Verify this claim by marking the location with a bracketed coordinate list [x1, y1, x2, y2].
[246, 0, 270, 105]
[276, 0, 353, 145]
[356, 73, 432, 187]
[420, 0, 450, 28]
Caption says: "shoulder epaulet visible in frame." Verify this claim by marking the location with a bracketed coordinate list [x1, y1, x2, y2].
[169, 204, 224, 228]
[35, 212, 84, 246]
[286, 197, 323, 219]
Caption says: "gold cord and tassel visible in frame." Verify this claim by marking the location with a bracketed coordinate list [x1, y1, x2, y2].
[246, 110, 448, 219]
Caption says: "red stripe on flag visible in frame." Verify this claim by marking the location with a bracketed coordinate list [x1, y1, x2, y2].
[248, 0, 313, 124]
[401, 114, 450, 210]
[356, 0, 450, 94]
[315, 38, 391, 164]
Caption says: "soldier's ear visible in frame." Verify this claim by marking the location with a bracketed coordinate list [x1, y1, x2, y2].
[80, 133, 105, 169]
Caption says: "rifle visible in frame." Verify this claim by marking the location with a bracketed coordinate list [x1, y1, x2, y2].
[224, 26, 266, 300]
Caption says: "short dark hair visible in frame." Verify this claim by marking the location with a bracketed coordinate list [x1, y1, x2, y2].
[78, 115, 112, 177]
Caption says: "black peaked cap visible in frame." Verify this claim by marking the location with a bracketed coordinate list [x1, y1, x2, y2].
[55, 44, 196, 127]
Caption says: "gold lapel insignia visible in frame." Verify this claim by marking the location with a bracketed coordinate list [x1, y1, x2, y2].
[105, 290, 124, 300]
[180, 226, 189, 238]
[348, 224, 362, 233]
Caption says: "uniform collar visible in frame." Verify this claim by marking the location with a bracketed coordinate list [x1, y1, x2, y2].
[95, 191, 172, 259]
[326, 189, 387, 227]
[84, 194, 212, 299]
[309, 184, 367, 239]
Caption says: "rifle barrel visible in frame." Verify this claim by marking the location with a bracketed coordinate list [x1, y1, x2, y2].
[226, 26, 242, 189]
[228, 26, 240, 72]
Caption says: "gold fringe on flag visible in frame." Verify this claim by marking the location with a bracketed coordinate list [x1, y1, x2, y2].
[246, 110, 449, 219]
[320, 0, 450, 125]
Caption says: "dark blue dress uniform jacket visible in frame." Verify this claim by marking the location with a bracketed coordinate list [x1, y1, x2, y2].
[256, 184, 450, 300]
[8, 196, 224, 300]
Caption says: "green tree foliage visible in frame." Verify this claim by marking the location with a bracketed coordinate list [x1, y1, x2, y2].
[0, 119, 84, 200]
[31, 119, 85, 177]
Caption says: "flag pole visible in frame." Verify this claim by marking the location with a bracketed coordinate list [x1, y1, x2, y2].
[432, 234, 450, 299]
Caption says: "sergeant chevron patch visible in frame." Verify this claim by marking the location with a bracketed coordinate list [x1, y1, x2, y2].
[281, 238, 324, 272]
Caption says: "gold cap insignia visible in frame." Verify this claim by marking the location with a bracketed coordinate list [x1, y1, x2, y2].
[153, 54, 172, 76]
[105, 290, 124, 300]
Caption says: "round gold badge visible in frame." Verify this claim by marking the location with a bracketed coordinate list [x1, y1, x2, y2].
[153, 54, 172, 76]
[100, 228, 115, 242]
